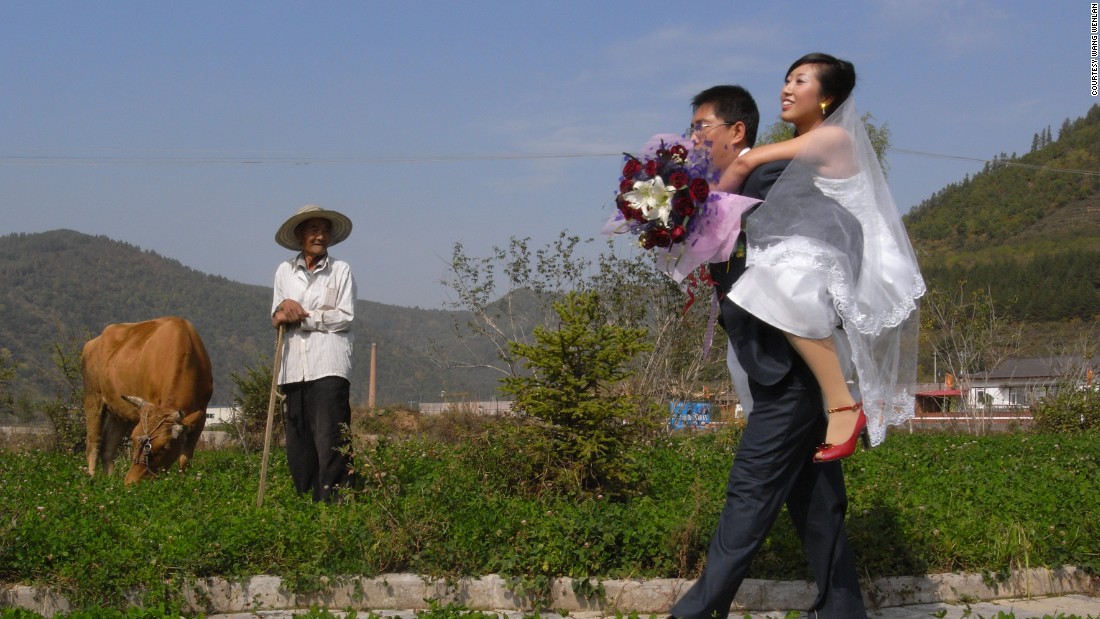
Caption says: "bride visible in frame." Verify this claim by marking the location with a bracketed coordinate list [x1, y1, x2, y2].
[713, 52, 925, 458]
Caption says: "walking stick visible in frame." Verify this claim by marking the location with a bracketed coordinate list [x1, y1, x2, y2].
[256, 323, 286, 508]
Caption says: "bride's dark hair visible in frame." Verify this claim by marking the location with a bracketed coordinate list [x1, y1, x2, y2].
[787, 52, 856, 118]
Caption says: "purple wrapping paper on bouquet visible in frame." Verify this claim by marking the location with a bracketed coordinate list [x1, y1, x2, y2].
[603, 190, 760, 283]
[639, 133, 689, 162]
[602, 133, 761, 282]
[658, 190, 760, 281]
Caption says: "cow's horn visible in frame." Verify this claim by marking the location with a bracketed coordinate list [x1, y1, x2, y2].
[122, 395, 148, 408]
[174, 410, 185, 422]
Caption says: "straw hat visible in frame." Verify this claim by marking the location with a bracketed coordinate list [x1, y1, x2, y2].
[275, 204, 353, 250]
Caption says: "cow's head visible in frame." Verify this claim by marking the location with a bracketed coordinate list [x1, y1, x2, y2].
[121, 395, 204, 485]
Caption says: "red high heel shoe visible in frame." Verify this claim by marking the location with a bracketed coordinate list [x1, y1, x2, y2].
[814, 402, 870, 462]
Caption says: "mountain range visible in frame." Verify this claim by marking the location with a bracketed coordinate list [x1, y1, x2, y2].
[0, 229, 501, 406]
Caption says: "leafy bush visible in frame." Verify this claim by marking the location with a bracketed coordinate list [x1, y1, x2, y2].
[0, 349, 17, 420]
[228, 353, 279, 452]
[40, 340, 85, 455]
[1032, 383, 1100, 433]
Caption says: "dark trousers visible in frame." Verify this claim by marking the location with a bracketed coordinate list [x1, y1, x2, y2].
[282, 376, 354, 502]
[670, 359, 866, 619]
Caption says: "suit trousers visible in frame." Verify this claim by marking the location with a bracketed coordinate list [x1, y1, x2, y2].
[670, 358, 866, 619]
[282, 375, 354, 502]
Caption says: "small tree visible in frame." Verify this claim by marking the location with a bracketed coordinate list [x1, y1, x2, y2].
[1032, 382, 1099, 433]
[441, 233, 726, 403]
[587, 246, 725, 400]
[920, 281, 1020, 432]
[757, 119, 794, 146]
[758, 112, 891, 175]
[500, 291, 653, 495]
[229, 355, 278, 453]
[42, 337, 86, 454]
[440, 232, 597, 377]
[1032, 335, 1100, 432]
[0, 348, 16, 420]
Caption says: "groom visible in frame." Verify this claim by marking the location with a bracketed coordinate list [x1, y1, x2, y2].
[669, 85, 867, 618]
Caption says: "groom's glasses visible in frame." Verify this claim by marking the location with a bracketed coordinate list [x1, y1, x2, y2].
[688, 121, 735, 138]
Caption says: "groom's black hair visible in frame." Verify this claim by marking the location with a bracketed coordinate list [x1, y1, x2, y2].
[691, 85, 760, 147]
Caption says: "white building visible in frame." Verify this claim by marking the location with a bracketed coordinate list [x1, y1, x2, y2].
[966, 356, 1098, 409]
[205, 406, 236, 425]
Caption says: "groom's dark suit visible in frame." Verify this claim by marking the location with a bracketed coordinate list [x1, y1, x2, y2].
[670, 160, 867, 619]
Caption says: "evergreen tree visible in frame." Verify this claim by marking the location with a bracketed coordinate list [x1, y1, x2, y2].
[499, 291, 653, 493]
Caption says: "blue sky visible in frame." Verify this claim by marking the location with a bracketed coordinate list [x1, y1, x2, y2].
[1, 1, 1092, 309]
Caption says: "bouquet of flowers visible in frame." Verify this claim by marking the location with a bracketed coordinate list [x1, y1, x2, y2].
[613, 139, 711, 250]
[603, 134, 761, 284]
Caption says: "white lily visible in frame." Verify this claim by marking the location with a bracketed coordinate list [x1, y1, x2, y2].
[624, 176, 675, 225]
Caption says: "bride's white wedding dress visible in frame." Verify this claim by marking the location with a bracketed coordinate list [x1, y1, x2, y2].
[726, 108, 925, 446]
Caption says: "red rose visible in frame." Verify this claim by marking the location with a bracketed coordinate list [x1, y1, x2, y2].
[616, 195, 630, 213]
[622, 158, 643, 177]
[652, 227, 672, 248]
[668, 171, 689, 189]
[673, 194, 696, 217]
[630, 207, 646, 222]
[655, 147, 670, 159]
[670, 144, 688, 159]
[670, 225, 686, 243]
[619, 178, 634, 194]
[640, 230, 657, 250]
[644, 160, 658, 176]
[689, 178, 709, 201]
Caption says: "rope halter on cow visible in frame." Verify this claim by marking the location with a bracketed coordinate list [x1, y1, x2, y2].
[122, 395, 185, 477]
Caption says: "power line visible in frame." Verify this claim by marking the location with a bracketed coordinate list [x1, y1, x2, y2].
[0, 152, 622, 167]
[2, 147, 1099, 177]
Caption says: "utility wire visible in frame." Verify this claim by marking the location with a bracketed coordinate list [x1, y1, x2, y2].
[1, 147, 1099, 177]
[0, 152, 622, 166]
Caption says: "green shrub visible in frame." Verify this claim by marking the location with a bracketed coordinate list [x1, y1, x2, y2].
[1032, 383, 1100, 432]
[228, 354, 279, 453]
[500, 291, 655, 497]
[41, 339, 86, 455]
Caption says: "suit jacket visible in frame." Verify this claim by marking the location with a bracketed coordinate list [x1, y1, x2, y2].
[708, 160, 793, 387]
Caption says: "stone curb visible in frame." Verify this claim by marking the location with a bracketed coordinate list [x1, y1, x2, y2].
[3, 567, 1096, 616]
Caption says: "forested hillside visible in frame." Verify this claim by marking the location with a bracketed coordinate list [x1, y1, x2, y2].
[904, 104, 1100, 324]
[0, 230, 500, 406]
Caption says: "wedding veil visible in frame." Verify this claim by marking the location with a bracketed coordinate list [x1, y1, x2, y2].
[742, 97, 926, 445]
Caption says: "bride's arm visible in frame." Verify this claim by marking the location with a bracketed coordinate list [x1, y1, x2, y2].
[713, 137, 804, 192]
[713, 125, 850, 192]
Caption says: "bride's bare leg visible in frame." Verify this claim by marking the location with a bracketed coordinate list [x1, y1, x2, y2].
[785, 333, 860, 447]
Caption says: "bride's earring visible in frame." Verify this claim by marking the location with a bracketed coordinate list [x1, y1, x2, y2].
[820, 101, 828, 116]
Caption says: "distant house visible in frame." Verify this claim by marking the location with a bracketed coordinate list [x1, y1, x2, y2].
[205, 406, 236, 425]
[966, 355, 1098, 409]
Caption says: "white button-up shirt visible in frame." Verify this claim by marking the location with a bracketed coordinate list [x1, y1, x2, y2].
[271, 253, 356, 385]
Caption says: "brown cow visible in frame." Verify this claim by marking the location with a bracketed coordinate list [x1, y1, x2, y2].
[82, 316, 213, 485]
